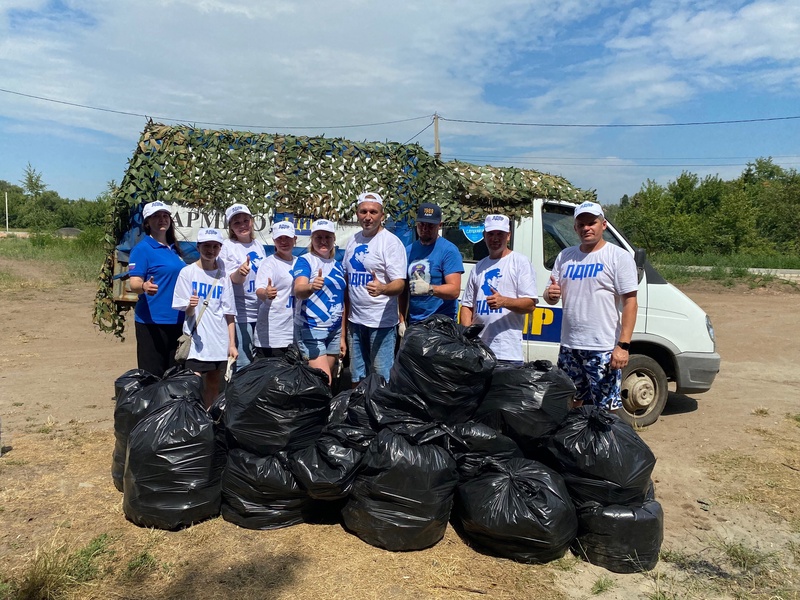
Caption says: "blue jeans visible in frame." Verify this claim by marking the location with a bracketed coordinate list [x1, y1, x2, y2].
[235, 322, 256, 370]
[347, 323, 396, 383]
[295, 324, 342, 360]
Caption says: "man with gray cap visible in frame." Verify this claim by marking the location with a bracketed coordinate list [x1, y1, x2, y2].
[460, 214, 538, 364]
[343, 191, 407, 384]
[401, 202, 464, 326]
[544, 201, 638, 412]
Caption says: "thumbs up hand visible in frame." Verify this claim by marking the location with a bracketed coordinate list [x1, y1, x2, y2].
[144, 276, 158, 296]
[311, 268, 325, 291]
[546, 274, 561, 303]
[265, 277, 278, 300]
[366, 270, 385, 297]
[188, 292, 200, 308]
[409, 271, 431, 296]
[486, 286, 505, 309]
[238, 255, 251, 277]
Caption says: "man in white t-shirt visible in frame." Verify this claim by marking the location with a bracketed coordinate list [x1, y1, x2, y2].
[544, 201, 639, 411]
[343, 191, 408, 384]
[460, 214, 538, 364]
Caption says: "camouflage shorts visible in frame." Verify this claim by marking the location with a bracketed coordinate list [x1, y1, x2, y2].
[557, 347, 622, 411]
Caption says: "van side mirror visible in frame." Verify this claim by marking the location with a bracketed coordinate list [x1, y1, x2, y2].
[634, 247, 647, 283]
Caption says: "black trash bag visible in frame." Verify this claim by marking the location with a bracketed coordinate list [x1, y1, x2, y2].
[387, 315, 497, 425]
[443, 422, 523, 481]
[454, 458, 578, 564]
[328, 375, 383, 429]
[342, 423, 459, 551]
[543, 406, 656, 506]
[224, 346, 332, 455]
[366, 381, 430, 428]
[112, 368, 202, 492]
[113, 368, 159, 404]
[209, 392, 228, 453]
[287, 424, 376, 500]
[122, 396, 225, 530]
[475, 360, 575, 456]
[220, 448, 311, 530]
[572, 493, 664, 573]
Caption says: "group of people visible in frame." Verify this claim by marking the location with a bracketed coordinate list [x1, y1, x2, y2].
[128, 192, 637, 413]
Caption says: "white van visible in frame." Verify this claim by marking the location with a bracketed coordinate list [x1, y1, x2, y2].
[115, 199, 720, 426]
[441, 199, 720, 426]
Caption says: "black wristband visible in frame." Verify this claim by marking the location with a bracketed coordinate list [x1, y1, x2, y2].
[617, 341, 631, 351]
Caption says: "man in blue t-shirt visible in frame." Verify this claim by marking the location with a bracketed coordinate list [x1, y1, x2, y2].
[402, 202, 464, 327]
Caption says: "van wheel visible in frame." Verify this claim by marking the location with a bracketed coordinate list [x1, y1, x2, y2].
[619, 355, 668, 427]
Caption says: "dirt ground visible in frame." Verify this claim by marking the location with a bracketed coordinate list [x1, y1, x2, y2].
[1, 256, 799, 599]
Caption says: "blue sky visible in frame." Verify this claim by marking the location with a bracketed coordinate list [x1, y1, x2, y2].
[1, 0, 799, 205]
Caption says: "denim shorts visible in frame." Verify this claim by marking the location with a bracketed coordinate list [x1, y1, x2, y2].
[347, 322, 396, 383]
[295, 324, 342, 360]
[557, 347, 622, 411]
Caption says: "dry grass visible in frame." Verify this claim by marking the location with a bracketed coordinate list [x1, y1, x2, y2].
[0, 422, 567, 600]
[703, 422, 800, 525]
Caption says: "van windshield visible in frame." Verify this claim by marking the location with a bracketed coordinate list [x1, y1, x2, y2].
[542, 205, 623, 269]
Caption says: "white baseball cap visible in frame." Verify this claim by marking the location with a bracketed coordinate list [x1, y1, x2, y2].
[197, 228, 224, 244]
[225, 203, 252, 221]
[484, 214, 510, 233]
[357, 191, 384, 206]
[311, 219, 336, 234]
[574, 201, 605, 220]
[271, 221, 296, 239]
[142, 201, 171, 220]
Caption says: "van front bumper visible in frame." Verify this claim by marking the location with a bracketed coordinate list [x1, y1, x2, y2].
[674, 351, 721, 394]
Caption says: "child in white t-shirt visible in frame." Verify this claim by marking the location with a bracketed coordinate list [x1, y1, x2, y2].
[254, 220, 297, 358]
[172, 228, 237, 408]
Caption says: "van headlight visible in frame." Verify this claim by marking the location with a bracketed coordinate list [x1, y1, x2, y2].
[706, 315, 716, 345]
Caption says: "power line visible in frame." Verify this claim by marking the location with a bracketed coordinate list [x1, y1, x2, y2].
[440, 115, 800, 128]
[441, 155, 800, 168]
[403, 119, 434, 145]
[0, 87, 433, 130]
[447, 153, 800, 162]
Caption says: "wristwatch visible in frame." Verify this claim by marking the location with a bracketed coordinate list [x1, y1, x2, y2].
[617, 341, 631, 351]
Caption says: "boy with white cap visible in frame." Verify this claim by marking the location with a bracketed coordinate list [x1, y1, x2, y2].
[544, 201, 638, 411]
[460, 214, 538, 364]
[253, 220, 297, 358]
[343, 191, 407, 384]
[172, 228, 237, 408]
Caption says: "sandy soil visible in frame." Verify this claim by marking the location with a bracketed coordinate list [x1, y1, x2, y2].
[1, 257, 799, 599]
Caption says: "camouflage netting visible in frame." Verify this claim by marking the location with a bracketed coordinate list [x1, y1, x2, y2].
[94, 122, 594, 338]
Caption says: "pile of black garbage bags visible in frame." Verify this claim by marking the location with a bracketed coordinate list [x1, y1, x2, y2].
[113, 315, 663, 573]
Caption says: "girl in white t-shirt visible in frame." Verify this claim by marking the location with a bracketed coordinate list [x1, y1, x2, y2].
[254, 220, 298, 358]
[219, 203, 267, 370]
[172, 229, 237, 409]
[293, 219, 347, 384]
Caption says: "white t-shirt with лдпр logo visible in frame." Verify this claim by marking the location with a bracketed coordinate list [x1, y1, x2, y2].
[343, 228, 407, 329]
[172, 260, 237, 362]
[219, 238, 267, 323]
[461, 251, 538, 362]
[253, 254, 296, 349]
[551, 242, 638, 351]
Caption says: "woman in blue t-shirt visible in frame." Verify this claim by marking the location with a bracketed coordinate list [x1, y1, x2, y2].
[292, 219, 347, 384]
[127, 201, 186, 377]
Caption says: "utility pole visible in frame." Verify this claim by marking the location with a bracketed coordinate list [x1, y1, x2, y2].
[433, 113, 441, 160]
[4, 191, 8, 232]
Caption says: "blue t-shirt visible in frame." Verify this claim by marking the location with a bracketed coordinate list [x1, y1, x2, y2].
[406, 237, 464, 323]
[293, 254, 346, 330]
[128, 235, 186, 325]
